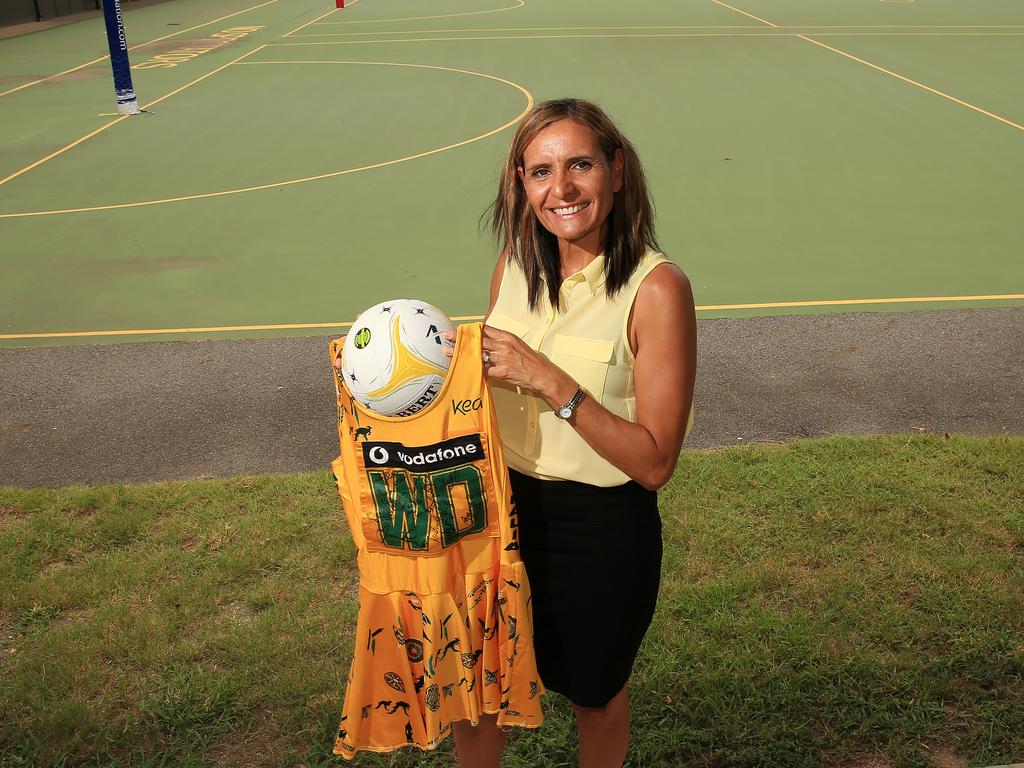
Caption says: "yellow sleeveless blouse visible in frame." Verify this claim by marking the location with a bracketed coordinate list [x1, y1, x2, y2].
[489, 249, 686, 487]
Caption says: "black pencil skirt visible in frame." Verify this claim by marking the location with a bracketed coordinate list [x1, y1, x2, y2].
[509, 468, 663, 708]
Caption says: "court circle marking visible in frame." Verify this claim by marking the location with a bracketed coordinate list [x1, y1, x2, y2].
[0, 61, 534, 219]
[317, 0, 525, 26]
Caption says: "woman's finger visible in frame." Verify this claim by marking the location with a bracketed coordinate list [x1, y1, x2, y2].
[482, 324, 515, 342]
[333, 337, 346, 370]
[483, 334, 523, 356]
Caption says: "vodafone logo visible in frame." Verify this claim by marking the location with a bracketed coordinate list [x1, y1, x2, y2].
[362, 434, 485, 472]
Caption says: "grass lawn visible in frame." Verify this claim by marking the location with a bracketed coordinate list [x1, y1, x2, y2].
[1, 434, 1022, 767]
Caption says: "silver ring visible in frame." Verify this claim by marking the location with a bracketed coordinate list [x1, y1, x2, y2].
[483, 351, 491, 364]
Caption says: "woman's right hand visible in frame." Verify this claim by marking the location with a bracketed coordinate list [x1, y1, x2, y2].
[441, 329, 457, 358]
[333, 337, 345, 373]
[444, 326, 576, 409]
[480, 325, 578, 409]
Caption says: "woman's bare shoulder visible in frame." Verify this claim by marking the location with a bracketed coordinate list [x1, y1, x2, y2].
[636, 261, 692, 309]
[627, 261, 694, 355]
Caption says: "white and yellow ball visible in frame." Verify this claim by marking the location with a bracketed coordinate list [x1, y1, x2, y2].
[341, 299, 455, 417]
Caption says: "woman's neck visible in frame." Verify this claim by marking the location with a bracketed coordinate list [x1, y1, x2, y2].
[557, 229, 605, 278]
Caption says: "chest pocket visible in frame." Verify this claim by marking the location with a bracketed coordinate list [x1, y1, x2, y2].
[550, 335, 614, 401]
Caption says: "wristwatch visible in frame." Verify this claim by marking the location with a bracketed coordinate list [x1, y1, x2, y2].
[555, 387, 586, 420]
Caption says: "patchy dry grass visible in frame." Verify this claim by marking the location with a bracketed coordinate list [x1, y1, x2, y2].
[1, 435, 1022, 767]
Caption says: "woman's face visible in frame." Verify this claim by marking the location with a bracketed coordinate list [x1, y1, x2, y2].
[517, 119, 624, 254]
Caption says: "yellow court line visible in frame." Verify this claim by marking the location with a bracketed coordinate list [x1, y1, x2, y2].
[281, 1, 347, 39]
[140, 44, 266, 110]
[0, 115, 129, 187]
[4, 295, 1022, 340]
[0, 316, 485, 340]
[698, 294, 1024, 311]
[0, 60, 533, 218]
[307, 24, 765, 34]
[313, 24, 1024, 31]
[708, 0, 1024, 133]
[0, 45, 268, 189]
[270, 33, 804, 47]
[709, 0, 778, 28]
[0, 0, 281, 98]
[810, 33, 1024, 36]
[789, 24, 1024, 28]
[280, 31, 1024, 43]
[324, 0, 523, 25]
[795, 35, 1024, 131]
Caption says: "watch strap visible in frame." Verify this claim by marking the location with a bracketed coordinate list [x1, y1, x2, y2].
[557, 386, 586, 419]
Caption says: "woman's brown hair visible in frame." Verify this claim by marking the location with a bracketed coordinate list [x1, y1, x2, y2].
[491, 98, 660, 310]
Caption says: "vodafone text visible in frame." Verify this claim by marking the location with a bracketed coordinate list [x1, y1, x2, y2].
[362, 434, 484, 472]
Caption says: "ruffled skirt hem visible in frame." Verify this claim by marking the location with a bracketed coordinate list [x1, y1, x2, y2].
[333, 560, 544, 757]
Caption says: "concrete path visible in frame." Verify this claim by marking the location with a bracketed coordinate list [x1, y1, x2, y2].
[1, 307, 1021, 488]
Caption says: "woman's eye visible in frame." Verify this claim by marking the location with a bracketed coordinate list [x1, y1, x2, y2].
[531, 168, 549, 179]
[573, 161, 593, 172]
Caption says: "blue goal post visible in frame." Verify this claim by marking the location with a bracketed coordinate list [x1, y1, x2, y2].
[100, 0, 140, 114]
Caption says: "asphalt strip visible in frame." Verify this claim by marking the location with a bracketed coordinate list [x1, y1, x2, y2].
[1, 307, 1022, 488]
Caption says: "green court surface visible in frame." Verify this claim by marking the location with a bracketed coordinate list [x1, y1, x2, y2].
[1, 0, 1022, 346]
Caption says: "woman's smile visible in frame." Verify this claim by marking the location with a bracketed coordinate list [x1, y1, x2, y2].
[548, 201, 592, 217]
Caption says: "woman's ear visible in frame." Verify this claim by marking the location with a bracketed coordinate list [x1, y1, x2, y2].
[612, 148, 625, 193]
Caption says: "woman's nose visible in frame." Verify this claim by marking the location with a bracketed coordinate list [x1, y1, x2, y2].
[552, 169, 578, 200]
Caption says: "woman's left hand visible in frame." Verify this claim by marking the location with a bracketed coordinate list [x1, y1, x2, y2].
[481, 325, 577, 406]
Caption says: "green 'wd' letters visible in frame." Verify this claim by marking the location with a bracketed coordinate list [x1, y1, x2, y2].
[368, 471, 430, 550]
[368, 466, 487, 551]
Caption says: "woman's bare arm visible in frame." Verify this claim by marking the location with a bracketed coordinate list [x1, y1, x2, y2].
[484, 250, 508, 321]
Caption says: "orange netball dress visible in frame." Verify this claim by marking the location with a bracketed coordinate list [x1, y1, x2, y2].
[328, 322, 543, 759]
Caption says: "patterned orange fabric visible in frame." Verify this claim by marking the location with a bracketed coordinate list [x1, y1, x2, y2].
[329, 322, 544, 759]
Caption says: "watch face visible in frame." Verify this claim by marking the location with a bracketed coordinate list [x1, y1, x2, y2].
[558, 405, 572, 419]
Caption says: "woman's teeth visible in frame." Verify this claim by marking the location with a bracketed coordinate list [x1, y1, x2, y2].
[551, 202, 590, 216]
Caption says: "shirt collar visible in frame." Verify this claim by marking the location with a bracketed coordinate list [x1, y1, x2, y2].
[562, 252, 607, 295]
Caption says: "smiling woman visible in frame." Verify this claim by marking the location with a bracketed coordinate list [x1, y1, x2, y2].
[449, 99, 698, 768]
[516, 118, 623, 292]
